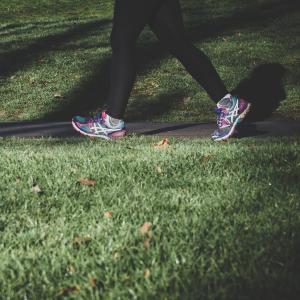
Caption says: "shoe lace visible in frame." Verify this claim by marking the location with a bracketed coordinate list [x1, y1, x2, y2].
[215, 107, 227, 128]
[87, 114, 101, 127]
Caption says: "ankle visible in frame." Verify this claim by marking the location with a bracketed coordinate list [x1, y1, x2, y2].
[220, 93, 232, 101]
[105, 112, 123, 128]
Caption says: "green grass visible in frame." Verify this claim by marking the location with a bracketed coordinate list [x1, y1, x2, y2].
[1, 1, 300, 299]
[0, 0, 299, 121]
[0, 136, 299, 299]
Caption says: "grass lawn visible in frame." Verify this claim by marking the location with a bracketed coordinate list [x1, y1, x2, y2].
[0, 0, 300, 299]
[0, 137, 299, 299]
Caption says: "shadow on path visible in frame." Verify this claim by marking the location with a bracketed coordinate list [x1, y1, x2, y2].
[0, 120, 300, 139]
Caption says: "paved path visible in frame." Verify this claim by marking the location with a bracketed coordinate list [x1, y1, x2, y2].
[0, 120, 299, 138]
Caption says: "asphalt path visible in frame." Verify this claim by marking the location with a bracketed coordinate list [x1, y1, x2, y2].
[0, 120, 299, 139]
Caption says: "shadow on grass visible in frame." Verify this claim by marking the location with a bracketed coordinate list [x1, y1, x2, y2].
[41, 57, 112, 120]
[232, 63, 286, 121]
[42, 0, 297, 122]
[0, 18, 112, 78]
[2, 0, 298, 122]
[187, 0, 299, 41]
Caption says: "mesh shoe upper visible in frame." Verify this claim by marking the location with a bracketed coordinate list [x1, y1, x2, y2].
[72, 111, 126, 139]
[212, 95, 251, 141]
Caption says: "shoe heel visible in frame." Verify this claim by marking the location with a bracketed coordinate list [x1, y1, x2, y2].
[238, 103, 251, 123]
[110, 130, 126, 139]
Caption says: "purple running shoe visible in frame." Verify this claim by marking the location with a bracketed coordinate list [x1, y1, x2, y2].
[212, 95, 251, 141]
[72, 111, 126, 140]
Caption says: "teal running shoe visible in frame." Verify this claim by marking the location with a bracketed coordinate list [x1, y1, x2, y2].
[212, 95, 251, 141]
[72, 111, 126, 140]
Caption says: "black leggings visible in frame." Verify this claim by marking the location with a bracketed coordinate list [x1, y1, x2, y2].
[106, 0, 228, 119]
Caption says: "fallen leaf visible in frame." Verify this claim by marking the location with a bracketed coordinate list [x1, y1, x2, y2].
[72, 235, 92, 247]
[202, 155, 211, 162]
[32, 184, 42, 194]
[156, 166, 162, 173]
[58, 285, 80, 296]
[113, 252, 120, 260]
[78, 178, 96, 186]
[144, 269, 151, 279]
[89, 277, 97, 288]
[139, 222, 152, 236]
[67, 265, 76, 274]
[143, 238, 152, 249]
[153, 138, 169, 148]
[182, 96, 191, 105]
[54, 93, 64, 99]
[104, 211, 113, 218]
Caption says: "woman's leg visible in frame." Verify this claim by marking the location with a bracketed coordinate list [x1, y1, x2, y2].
[106, 0, 164, 119]
[148, 0, 228, 102]
[148, 0, 251, 142]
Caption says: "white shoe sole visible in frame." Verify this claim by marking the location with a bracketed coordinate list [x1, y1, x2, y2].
[71, 120, 111, 140]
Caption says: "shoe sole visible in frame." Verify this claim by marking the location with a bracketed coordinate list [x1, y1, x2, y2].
[71, 120, 126, 140]
[213, 103, 252, 142]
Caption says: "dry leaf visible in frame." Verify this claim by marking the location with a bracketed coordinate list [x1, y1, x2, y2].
[144, 269, 151, 279]
[54, 93, 64, 99]
[72, 235, 92, 247]
[139, 222, 152, 236]
[78, 178, 96, 186]
[32, 184, 42, 194]
[89, 277, 97, 288]
[104, 211, 113, 218]
[67, 265, 76, 274]
[153, 138, 169, 148]
[202, 155, 211, 162]
[156, 166, 162, 173]
[113, 252, 120, 260]
[59, 285, 80, 296]
[182, 96, 191, 105]
[143, 238, 152, 249]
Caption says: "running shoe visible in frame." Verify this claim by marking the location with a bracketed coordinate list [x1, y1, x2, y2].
[72, 111, 126, 140]
[212, 95, 251, 141]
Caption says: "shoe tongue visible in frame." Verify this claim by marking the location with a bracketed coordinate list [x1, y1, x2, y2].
[218, 96, 232, 109]
[101, 111, 117, 128]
